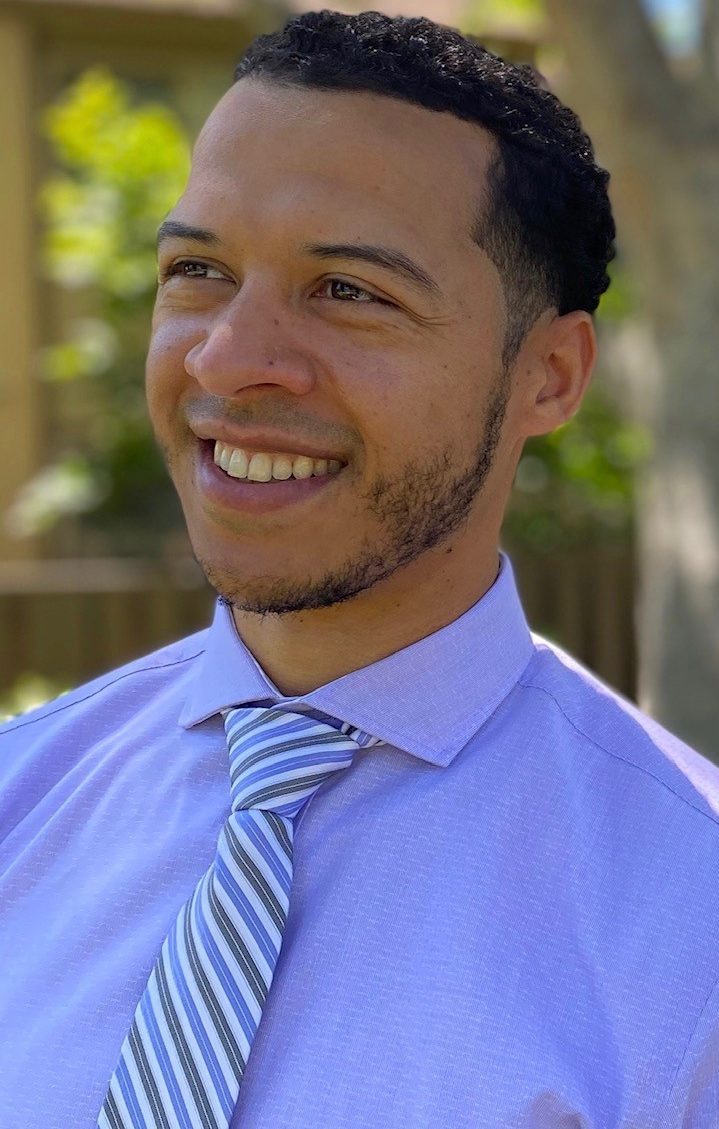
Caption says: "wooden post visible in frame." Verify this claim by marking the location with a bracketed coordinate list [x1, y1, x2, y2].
[0, 12, 41, 561]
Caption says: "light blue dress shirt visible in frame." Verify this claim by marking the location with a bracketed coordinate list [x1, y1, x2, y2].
[1, 550, 719, 1128]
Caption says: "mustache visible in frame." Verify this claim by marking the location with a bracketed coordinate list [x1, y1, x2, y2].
[183, 398, 352, 449]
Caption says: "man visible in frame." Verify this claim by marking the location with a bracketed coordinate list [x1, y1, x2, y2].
[1, 9, 717, 1128]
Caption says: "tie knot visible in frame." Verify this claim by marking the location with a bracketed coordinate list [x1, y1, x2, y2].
[222, 705, 379, 819]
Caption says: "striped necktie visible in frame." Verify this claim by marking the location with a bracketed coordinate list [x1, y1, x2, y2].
[98, 705, 380, 1129]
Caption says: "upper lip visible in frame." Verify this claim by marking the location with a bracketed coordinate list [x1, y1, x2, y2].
[191, 422, 349, 464]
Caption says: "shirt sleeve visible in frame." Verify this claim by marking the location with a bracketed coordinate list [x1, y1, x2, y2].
[665, 972, 719, 1128]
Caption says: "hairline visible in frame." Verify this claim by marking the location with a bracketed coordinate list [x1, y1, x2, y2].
[229, 72, 553, 372]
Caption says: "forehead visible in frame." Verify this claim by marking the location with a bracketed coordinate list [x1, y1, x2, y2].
[182, 78, 496, 257]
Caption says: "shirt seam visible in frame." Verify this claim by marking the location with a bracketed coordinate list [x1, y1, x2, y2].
[517, 676, 719, 831]
[0, 648, 206, 737]
[662, 968, 719, 1123]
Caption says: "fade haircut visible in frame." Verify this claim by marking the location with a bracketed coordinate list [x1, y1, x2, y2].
[234, 9, 616, 371]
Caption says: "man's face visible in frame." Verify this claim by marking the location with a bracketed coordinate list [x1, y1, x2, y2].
[147, 78, 531, 614]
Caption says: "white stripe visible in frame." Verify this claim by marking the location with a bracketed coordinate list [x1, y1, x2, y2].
[106, 1072, 140, 1128]
[122, 1039, 161, 1128]
[227, 813, 292, 906]
[172, 892, 253, 1080]
[124, 1010, 180, 1129]
[220, 821, 287, 934]
[227, 719, 348, 768]
[226, 709, 321, 751]
[160, 922, 232, 1125]
[210, 850, 277, 988]
[230, 753, 349, 797]
[139, 963, 200, 1124]
[177, 901, 254, 1075]
[247, 816, 293, 886]
[216, 827, 285, 954]
[232, 758, 353, 808]
[193, 873, 265, 1034]
[229, 729, 353, 766]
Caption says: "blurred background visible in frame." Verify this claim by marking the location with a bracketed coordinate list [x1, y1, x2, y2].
[0, 0, 716, 758]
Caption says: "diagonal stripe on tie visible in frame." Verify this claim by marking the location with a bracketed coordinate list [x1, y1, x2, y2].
[97, 705, 381, 1129]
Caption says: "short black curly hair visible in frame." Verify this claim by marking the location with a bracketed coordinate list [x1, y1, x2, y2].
[234, 9, 616, 371]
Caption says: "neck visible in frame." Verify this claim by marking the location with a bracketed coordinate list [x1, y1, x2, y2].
[231, 534, 501, 696]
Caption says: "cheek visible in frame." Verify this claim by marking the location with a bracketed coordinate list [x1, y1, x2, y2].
[147, 319, 196, 369]
[145, 322, 199, 414]
[144, 347, 170, 424]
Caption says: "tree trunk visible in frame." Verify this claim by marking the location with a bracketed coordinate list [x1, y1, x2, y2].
[542, 0, 719, 759]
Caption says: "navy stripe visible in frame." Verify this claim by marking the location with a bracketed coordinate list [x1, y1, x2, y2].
[166, 909, 235, 1113]
[208, 871, 269, 1008]
[128, 1017, 173, 1129]
[266, 812, 293, 860]
[182, 884, 247, 1083]
[137, 981, 195, 1129]
[214, 850, 279, 970]
[102, 1087, 125, 1129]
[235, 812, 292, 890]
[242, 770, 335, 809]
[114, 1054, 149, 1129]
[224, 819, 286, 933]
[191, 877, 260, 1049]
[156, 949, 219, 1129]
[232, 747, 353, 799]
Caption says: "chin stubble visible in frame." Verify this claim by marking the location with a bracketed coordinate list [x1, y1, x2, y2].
[197, 367, 511, 616]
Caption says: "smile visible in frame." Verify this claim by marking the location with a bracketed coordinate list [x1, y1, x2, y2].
[214, 441, 345, 483]
[197, 439, 346, 516]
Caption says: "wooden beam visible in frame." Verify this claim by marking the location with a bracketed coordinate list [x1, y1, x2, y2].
[0, 13, 41, 560]
[0, 0, 282, 51]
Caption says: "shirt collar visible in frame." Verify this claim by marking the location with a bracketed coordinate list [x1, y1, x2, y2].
[178, 550, 535, 767]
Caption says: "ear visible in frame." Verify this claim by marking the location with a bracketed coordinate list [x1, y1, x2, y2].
[520, 310, 598, 439]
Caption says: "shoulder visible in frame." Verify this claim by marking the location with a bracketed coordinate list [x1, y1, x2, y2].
[517, 633, 719, 829]
[515, 637, 719, 1120]
[0, 625, 212, 859]
[0, 626, 209, 745]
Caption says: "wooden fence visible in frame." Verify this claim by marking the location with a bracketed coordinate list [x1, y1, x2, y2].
[0, 543, 637, 702]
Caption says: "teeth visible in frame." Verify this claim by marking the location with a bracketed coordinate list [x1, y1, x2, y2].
[228, 449, 249, 478]
[247, 453, 273, 482]
[270, 455, 294, 481]
[212, 442, 344, 482]
[292, 456, 314, 480]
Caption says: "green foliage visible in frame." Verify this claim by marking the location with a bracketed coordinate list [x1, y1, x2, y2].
[502, 254, 649, 552]
[9, 67, 190, 552]
[0, 673, 70, 723]
[597, 259, 637, 322]
[4, 456, 108, 538]
[13, 63, 647, 557]
[462, 0, 544, 35]
[39, 67, 190, 296]
[504, 383, 652, 552]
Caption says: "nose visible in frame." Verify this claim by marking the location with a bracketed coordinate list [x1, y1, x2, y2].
[184, 289, 316, 398]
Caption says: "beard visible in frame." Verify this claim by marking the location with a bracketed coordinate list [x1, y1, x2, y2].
[190, 366, 511, 617]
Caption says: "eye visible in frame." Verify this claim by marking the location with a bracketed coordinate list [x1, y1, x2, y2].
[317, 278, 391, 305]
[159, 259, 228, 282]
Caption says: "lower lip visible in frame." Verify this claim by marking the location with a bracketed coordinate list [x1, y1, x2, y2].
[196, 441, 345, 515]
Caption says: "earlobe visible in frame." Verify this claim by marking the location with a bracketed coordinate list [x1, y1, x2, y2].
[520, 311, 597, 438]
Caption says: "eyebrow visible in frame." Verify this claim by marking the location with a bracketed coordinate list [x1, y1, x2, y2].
[300, 241, 441, 299]
[156, 220, 219, 250]
[156, 219, 442, 299]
